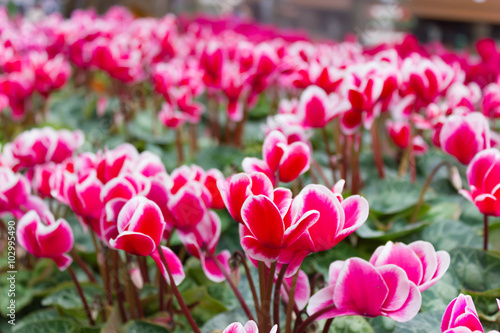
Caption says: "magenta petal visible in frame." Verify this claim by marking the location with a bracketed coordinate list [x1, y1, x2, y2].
[218, 173, 252, 223]
[384, 282, 422, 322]
[36, 218, 74, 258]
[278, 142, 311, 183]
[241, 235, 281, 262]
[292, 184, 345, 252]
[337, 195, 369, 238]
[16, 211, 43, 257]
[241, 195, 284, 248]
[201, 250, 231, 283]
[248, 172, 274, 198]
[273, 187, 293, 218]
[283, 210, 319, 247]
[333, 258, 388, 317]
[328, 260, 345, 286]
[241, 158, 275, 183]
[376, 265, 411, 312]
[222, 322, 246, 333]
[52, 254, 73, 271]
[150, 246, 185, 286]
[262, 130, 287, 172]
[281, 270, 311, 310]
[243, 320, 259, 333]
[408, 241, 438, 284]
[307, 285, 336, 317]
[110, 231, 156, 256]
[370, 241, 424, 286]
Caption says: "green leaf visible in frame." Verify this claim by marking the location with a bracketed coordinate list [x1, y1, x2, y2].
[447, 247, 500, 293]
[393, 311, 442, 333]
[0, 270, 34, 316]
[356, 218, 431, 241]
[41, 282, 104, 310]
[12, 319, 80, 333]
[361, 178, 435, 215]
[201, 308, 248, 333]
[401, 219, 482, 252]
[328, 316, 374, 332]
[125, 321, 170, 333]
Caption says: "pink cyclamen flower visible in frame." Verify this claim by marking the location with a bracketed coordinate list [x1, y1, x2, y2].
[370, 241, 450, 292]
[440, 112, 491, 165]
[296, 85, 348, 128]
[291, 184, 369, 252]
[3, 127, 84, 170]
[441, 294, 484, 333]
[307, 258, 421, 322]
[460, 148, 500, 217]
[242, 130, 311, 184]
[240, 190, 319, 263]
[110, 197, 184, 285]
[223, 320, 277, 333]
[218, 171, 274, 223]
[0, 167, 31, 216]
[17, 210, 74, 270]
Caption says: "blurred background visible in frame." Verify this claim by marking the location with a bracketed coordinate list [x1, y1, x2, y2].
[1, 0, 499, 48]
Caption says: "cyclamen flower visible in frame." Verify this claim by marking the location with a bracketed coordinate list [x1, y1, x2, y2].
[440, 112, 491, 165]
[223, 320, 277, 333]
[441, 294, 500, 333]
[17, 210, 74, 270]
[242, 130, 311, 184]
[370, 240, 450, 292]
[110, 197, 184, 285]
[3, 127, 84, 170]
[296, 85, 349, 128]
[307, 258, 421, 322]
[460, 148, 500, 217]
[239, 190, 319, 263]
[0, 167, 31, 216]
[218, 171, 274, 223]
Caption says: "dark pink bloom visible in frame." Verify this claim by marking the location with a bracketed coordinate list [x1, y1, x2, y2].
[239, 191, 319, 263]
[0, 167, 31, 216]
[441, 294, 484, 333]
[481, 82, 500, 118]
[110, 197, 184, 285]
[460, 148, 500, 217]
[242, 130, 311, 184]
[159, 103, 188, 129]
[296, 86, 348, 128]
[218, 171, 274, 223]
[440, 112, 491, 165]
[3, 127, 84, 170]
[307, 258, 421, 322]
[370, 241, 450, 292]
[17, 210, 74, 270]
[223, 320, 277, 333]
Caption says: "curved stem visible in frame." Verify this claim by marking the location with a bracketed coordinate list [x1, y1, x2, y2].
[235, 251, 260, 310]
[68, 266, 95, 326]
[323, 318, 334, 333]
[157, 246, 201, 333]
[273, 264, 288, 328]
[295, 303, 337, 333]
[70, 249, 97, 284]
[484, 214, 489, 251]
[410, 161, 450, 223]
[285, 271, 299, 333]
[206, 251, 255, 321]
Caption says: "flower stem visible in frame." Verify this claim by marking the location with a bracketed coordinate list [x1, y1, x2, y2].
[371, 119, 385, 179]
[175, 127, 184, 166]
[206, 251, 255, 321]
[410, 161, 450, 223]
[323, 318, 334, 333]
[484, 214, 489, 251]
[235, 251, 260, 311]
[70, 249, 97, 284]
[295, 303, 337, 333]
[68, 266, 95, 326]
[156, 246, 201, 333]
[111, 250, 127, 323]
[273, 264, 288, 328]
[285, 271, 299, 333]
